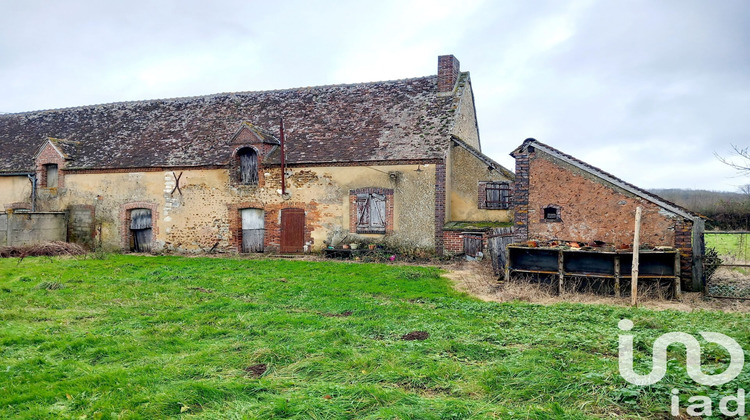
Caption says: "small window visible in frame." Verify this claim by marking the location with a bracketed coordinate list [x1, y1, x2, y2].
[356, 192, 387, 233]
[44, 164, 58, 188]
[542, 205, 561, 222]
[485, 182, 510, 209]
[237, 148, 258, 185]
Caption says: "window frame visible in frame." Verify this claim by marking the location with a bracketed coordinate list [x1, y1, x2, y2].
[43, 163, 58, 188]
[237, 147, 259, 186]
[350, 188, 393, 235]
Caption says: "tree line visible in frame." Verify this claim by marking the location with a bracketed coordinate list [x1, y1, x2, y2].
[650, 188, 750, 231]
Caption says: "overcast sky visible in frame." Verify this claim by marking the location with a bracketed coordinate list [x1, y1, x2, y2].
[1, 0, 749, 191]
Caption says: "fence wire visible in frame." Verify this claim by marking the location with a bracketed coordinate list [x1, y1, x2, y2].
[705, 232, 750, 299]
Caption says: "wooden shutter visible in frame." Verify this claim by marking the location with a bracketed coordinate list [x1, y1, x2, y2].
[370, 193, 386, 231]
[239, 149, 258, 185]
[356, 194, 370, 229]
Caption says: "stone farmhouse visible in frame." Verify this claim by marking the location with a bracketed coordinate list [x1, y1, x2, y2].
[0, 55, 514, 255]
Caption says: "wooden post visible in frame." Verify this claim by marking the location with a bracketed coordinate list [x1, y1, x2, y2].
[504, 246, 511, 282]
[614, 255, 621, 298]
[674, 251, 681, 298]
[631, 206, 642, 306]
[558, 249, 564, 295]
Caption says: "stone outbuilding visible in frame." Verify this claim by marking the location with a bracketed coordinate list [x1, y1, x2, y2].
[511, 138, 705, 291]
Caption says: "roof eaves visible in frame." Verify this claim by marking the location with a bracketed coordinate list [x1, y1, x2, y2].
[451, 135, 515, 180]
[526, 139, 699, 220]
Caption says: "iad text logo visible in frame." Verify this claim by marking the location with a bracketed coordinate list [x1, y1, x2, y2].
[618, 319, 745, 417]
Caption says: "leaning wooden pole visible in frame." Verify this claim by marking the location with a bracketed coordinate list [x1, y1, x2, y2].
[631, 206, 643, 306]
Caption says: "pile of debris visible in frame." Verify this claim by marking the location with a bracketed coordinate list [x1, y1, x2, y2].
[0, 241, 87, 259]
[520, 239, 675, 253]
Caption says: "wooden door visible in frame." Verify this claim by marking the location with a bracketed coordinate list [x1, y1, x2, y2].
[463, 234, 483, 257]
[130, 208, 152, 252]
[241, 209, 264, 253]
[280, 208, 305, 253]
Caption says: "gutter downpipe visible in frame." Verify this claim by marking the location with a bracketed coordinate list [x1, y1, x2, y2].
[27, 174, 36, 212]
[279, 117, 286, 196]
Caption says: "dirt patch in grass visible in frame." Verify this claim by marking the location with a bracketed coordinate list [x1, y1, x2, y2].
[445, 261, 750, 313]
[322, 310, 353, 317]
[244, 364, 267, 378]
[401, 331, 429, 341]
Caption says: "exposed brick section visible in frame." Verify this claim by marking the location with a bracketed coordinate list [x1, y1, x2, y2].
[512, 152, 530, 243]
[438, 55, 460, 92]
[674, 219, 695, 285]
[348, 187, 394, 234]
[119, 202, 159, 250]
[443, 230, 490, 254]
[227, 201, 317, 253]
[35, 142, 66, 189]
[434, 162, 446, 254]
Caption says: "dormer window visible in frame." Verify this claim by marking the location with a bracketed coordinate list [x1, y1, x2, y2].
[43, 164, 58, 188]
[237, 147, 258, 185]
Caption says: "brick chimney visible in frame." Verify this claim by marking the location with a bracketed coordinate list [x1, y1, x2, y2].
[437, 55, 460, 93]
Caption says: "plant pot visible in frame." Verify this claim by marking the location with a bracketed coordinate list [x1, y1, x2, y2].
[368, 244, 376, 250]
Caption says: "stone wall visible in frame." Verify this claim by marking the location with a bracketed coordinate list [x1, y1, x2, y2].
[33, 161, 438, 253]
[1, 211, 67, 246]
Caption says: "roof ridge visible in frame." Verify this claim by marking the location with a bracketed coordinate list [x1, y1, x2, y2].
[0, 75, 439, 116]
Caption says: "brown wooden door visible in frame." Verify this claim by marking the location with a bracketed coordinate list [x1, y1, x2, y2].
[280, 208, 305, 253]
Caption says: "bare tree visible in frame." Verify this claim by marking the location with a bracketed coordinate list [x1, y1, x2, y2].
[716, 144, 750, 174]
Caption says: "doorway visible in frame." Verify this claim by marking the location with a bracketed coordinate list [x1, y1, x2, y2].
[129, 208, 152, 252]
[280, 208, 305, 253]
[241, 208, 265, 253]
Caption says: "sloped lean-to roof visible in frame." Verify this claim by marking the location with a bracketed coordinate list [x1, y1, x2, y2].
[0, 72, 474, 173]
[511, 138, 701, 220]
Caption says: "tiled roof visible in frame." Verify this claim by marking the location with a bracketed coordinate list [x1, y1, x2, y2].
[0, 75, 462, 173]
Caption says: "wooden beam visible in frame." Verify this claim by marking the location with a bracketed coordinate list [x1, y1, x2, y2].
[614, 255, 621, 298]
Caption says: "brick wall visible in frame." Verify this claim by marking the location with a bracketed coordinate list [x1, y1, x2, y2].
[512, 145, 696, 285]
[443, 230, 488, 254]
[35, 142, 66, 189]
[228, 201, 317, 253]
[434, 162, 446, 254]
[438, 55, 460, 92]
[512, 150, 530, 243]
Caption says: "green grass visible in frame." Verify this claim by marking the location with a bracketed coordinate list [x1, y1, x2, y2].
[1, 255, 749, 419]
[706, 232, 750, 261]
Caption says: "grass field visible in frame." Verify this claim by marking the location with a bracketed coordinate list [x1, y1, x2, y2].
[1, 255, 749, 419]
[705, 232, 750, 261]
